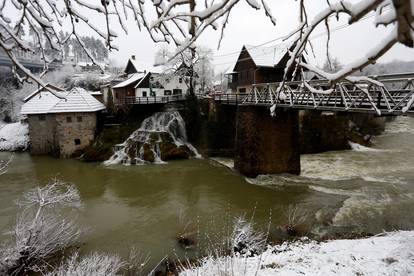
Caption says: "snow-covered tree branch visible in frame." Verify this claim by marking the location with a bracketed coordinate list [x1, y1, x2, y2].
[1, 0, 413, 90]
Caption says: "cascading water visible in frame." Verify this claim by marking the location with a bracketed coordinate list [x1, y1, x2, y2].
[104, 111, 200, 165]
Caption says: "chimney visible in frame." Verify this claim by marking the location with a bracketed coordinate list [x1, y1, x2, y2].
[131, 55, 136, 60]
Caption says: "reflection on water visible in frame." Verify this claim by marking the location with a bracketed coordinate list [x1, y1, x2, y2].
[0, 116, 413, 269]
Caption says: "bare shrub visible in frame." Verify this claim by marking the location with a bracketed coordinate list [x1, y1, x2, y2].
[284, 205, 308, 237]
[46, 252, 124, 276]
[176, 210, 197, 250]
[0, 180, 83, 275]
[0, 154, 13, 176]
[231, 216, 267, 257]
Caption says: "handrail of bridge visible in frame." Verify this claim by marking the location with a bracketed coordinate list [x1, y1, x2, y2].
[214, 72, 414, 115]
[120, 94, 186, 105]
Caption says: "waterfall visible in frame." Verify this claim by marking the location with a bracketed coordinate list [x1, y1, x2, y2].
[104, 111, 200, 165]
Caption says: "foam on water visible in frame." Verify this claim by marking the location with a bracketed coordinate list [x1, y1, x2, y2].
[210, 157, 234, 170]
[383, 116, 414, 135]
[348, 141, 389, 152]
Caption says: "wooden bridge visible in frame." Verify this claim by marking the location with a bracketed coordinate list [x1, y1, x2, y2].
[214, 72, 414, 116]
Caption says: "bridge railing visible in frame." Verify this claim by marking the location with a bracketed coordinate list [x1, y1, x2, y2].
[215, 72, 414, 115]
[122, 94, 186, 105]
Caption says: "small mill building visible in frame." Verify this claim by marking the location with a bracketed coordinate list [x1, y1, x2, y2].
[21, 86, 105, 157]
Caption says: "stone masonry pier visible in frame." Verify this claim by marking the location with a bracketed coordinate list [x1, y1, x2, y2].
[234, 106, 300, 177]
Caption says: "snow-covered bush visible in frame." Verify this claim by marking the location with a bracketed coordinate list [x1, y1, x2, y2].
[0, 122, 29, 151]
[47, 247, 150, 276]
[231, 216, 267, 257]
[47, 252, 124, 276]
[0, 154, 12, 176]
[0, 181, 83, 275]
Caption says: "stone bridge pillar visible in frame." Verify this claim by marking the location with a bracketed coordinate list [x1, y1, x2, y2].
[234, 106, 300, 177]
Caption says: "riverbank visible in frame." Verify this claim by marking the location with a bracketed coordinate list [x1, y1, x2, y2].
[181, 230, 414, 275]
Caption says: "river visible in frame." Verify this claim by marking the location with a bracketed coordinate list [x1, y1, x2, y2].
[0, 116, 413, 270]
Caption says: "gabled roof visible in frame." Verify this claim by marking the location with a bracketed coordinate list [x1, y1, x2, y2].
[112, 73, 146, 89]
[243, 44, 289, 68]
[21, 87, 105, 115]
[23, 83, 65, 102]
[134, 72, 151, 88]
[124, 58, 146, 74]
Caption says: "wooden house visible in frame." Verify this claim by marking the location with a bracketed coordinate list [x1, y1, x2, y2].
[225, 44, 293, 93]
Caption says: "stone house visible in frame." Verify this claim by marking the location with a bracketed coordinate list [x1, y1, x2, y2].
[21, 87, 105, 157]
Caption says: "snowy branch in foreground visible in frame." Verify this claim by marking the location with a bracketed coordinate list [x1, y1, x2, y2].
[0, 0, 274, 85]
[0, 181, 83, 275]
[1, 0, 413, 91]
[281, 0, 413, 91]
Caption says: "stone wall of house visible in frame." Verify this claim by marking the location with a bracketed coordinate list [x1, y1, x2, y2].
[55, 112, 97, 158]
[28, 114, 58, 155]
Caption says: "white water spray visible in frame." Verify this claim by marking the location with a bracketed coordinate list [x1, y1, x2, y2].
[104, 112, 200, 165]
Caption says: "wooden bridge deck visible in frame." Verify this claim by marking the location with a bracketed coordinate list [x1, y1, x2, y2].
[214, 72, 414, 116]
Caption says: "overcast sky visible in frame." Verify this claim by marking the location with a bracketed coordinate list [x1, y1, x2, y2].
[106, 0, 414, 73]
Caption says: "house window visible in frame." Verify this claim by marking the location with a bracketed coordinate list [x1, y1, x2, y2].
[179, 77, 183, 83]
[142, 91, 147, 97]
[77, 116, 82, 122]
[74, 139, 81, 145]
[150, 76, 154, 81]
[38, 115, 46, 121]
[173, 89, 182, 95]
[164, 90, 172, 96]
[66, 116, 72, 123]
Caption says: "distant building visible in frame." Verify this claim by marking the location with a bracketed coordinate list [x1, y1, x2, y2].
[111, 56, 191, 106]
[21, 87, 105, 157]
[225, 44, 293, 93]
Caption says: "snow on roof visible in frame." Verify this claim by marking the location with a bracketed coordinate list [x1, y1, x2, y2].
[21, 87, 105, 115]
[112, 73, 146, 89]
[244, 44, 289, 68]
[23, 84, 64, 102]
[89, 91, 102, 95]
[134, 72, 151, 88]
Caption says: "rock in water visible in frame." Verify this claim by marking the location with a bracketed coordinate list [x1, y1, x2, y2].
[104, 112, 200, 165]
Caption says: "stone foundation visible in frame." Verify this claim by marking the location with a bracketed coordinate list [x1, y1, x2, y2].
[28, 112, 98, 158]
[234, 106, 300, 177]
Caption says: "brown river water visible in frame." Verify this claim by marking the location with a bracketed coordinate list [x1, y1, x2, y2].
[0, 116, 413, 270]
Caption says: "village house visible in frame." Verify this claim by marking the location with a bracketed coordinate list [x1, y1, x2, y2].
[225, 44, 293, 93]
[21, 86, 105, 158]
[110, 56, 194, 106]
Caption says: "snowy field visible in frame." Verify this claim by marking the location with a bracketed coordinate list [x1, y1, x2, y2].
[181, 231, 414, 276]
[0, 122, 29, 151]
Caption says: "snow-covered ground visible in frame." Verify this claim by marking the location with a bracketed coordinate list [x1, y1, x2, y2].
[0, 122, 29, 151]
[181, 231, 414, 276]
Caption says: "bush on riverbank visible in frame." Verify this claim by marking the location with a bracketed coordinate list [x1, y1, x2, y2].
[0, 122, 29, 151]
[0, 181, 82, 275]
